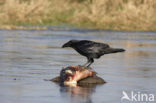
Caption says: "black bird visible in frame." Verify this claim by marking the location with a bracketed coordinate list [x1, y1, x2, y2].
[62, 40, 125, 67]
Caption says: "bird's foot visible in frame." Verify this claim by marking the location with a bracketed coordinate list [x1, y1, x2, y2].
[78, 65, 92, 69]
[86, 66, 92, 69]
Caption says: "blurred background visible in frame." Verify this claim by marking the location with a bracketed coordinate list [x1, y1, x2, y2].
[0, 0, 156, 31]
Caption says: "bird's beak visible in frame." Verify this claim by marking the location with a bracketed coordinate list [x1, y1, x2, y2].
[62, 43, 69, 48]
[65, 70, 73, 75]
[65, 70, 74, 78]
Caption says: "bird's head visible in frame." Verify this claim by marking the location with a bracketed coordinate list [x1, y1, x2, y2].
[62, 40, 79, 48]
[60, 67, 75, 84]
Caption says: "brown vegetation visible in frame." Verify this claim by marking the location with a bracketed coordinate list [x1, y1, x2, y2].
[0, 0, 156, 31]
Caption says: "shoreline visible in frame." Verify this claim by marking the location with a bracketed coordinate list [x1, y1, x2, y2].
[0, 25, 156, 32]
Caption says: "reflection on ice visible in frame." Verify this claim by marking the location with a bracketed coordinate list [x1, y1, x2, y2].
[0, 30, 156, 103]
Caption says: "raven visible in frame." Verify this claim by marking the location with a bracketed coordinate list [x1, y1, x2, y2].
[62, 40, 125, 67]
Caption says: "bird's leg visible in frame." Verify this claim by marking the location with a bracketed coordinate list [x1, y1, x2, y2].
[87, 58, 94, 67]
[82, 58, 90, 67]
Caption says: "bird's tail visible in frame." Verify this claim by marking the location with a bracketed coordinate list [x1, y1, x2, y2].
[103, 48, 125, 54]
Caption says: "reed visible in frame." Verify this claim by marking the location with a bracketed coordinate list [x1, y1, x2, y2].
[0, 0, 155, 31]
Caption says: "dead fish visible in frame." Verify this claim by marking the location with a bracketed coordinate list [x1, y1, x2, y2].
[60, 66, 96, 85]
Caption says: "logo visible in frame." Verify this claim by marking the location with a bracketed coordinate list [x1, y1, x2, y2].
[121, 91, 155, 102]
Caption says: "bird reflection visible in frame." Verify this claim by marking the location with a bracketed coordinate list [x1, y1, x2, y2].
[60, 84, 97, 103]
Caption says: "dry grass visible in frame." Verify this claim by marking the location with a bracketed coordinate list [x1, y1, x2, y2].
[73, 0, 156, 31]
[0, 0, 156, 31]
[0, 0, 50, 25]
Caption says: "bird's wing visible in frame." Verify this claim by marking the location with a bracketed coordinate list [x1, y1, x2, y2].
[76, 40, 109, 54]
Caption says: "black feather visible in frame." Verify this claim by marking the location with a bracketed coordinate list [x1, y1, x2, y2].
[62, 40, 125, 67]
